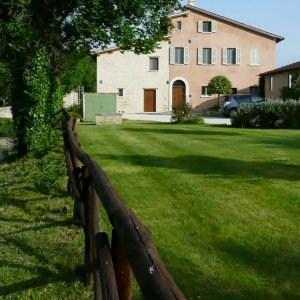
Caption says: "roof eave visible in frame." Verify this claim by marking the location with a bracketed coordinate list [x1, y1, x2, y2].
[185, 4, 284, 43]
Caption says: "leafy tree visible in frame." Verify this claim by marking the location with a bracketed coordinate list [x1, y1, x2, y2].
[0, 61, 11, 104]
[208, 75, 233, 101]
[0, 0, 181, 155]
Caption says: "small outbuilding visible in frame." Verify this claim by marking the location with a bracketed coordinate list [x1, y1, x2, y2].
[260, 61, 300, 99]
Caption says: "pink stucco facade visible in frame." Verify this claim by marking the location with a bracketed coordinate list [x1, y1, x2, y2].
[169, 7, 282, 110]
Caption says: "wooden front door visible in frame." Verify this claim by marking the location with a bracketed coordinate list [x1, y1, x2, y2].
[144, 89, 156, 112]
[172, 87, 185, 108]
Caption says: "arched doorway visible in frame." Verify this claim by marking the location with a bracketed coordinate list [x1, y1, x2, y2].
[172, 80, 186, 108]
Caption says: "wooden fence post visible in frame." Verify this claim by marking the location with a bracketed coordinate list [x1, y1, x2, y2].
[92, 188, 102, 300]
[82, 166, 94, 285]
[95, 232, 119, 300]
[111, 229, 132, 300]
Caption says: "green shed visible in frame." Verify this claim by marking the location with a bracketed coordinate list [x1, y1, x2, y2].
[83, 93, 117, 121]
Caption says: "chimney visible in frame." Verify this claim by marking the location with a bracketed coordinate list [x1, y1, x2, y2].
[188, 0, 196, 5]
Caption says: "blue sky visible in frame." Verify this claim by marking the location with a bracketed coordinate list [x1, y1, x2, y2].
[181, 0, 300, 67]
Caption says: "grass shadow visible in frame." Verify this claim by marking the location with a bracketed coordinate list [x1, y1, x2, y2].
[98, 153, 300, 181]
[121, 126, 242, 136]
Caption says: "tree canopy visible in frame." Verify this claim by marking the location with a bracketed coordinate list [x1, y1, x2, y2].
[208, 75, 233, 100]
[0, 0, 181, 155]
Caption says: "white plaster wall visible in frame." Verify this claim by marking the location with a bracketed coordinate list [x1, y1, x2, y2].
[0, 107, 12, 118]
[96, 42, 170, 113]
[63, 91, 79, 107]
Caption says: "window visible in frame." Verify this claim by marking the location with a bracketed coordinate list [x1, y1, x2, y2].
[169, 47, 189, 65]
[201, 86, 211, 96]
[197, 48, 217, 65]
[175, 47, 184, 64]
[198, 21, 217, 33]
[270, 77, 273, 91]
[203, 21, 212, 32]
[118, 88, 124, 96]
[250, 48, 260, 66]
[288, 73, 292, 88]
[149, 57, 159, 71]
[177, 21, 182, 30]
[250, 86, 259, 96]
[227, 48, 236, 65]
[203, 48, 211, 64]
[222, 48, 241, 65]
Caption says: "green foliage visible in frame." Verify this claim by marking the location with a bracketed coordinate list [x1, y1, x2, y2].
[0, 118, 14, 137]
[0, 62, 12, 101]
[67, 104, 82, 119]
[258, 76, 265, 98]
[33, 152, 65, 195]
[62, 56, 96, 94]
[11, 44, 63, 156]
[208, 75, 232, 99]
[0, 154, 93, 299]
[280, 86, 300, 100]
[1, 0, 182, 155]
[231, 100, 300, 129]
[172, 103, 193, 123]
[280, 71, 300, 100]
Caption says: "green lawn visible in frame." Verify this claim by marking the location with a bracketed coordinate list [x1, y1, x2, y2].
[76, 121, 300, 299]
[0, 154, 93, 299]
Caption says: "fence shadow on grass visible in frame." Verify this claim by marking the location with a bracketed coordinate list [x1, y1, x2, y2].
[0, 234, 79, 296]
[122, 126, 242, 136]
[99, 153, 300, 182]
[211, 238, 300, 298]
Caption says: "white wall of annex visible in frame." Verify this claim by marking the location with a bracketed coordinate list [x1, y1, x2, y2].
[97, 41, 169, 113]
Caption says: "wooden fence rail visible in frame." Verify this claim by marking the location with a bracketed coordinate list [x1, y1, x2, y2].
[62, 110, 186, 300]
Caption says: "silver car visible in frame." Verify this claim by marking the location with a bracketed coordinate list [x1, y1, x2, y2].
[220, 94, 264, 117]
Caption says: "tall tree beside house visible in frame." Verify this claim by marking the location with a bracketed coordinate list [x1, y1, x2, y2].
[208, 75, 233, 101]
[0, 0, 181, 155]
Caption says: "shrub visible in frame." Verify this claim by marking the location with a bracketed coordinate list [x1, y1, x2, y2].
[230, 105, 257, 128]
[254, 101, 281, 128]
[171, 103, 193, 123]
[67, 104, 82, 119]
[0, 118, 14, 137]
[231, 100, 300, 129]
[32, 152, 65, 196]
[280, 87, 300, 101]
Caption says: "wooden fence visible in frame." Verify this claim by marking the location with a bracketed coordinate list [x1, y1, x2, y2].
[62, 110, 186, 300]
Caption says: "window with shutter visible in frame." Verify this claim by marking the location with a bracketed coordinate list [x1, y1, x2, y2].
[223, 48, 241, 65]
[222, 48, 228, 65]
[236, 48, 241, 65]
[197, 21, 203, 32]
[171, 47, 188, 65]
[250, 48, 260, 66]
[169, 47, 175, 64]
[203, 48, 212, 64]
[212, 48, 217, 65]
[212, 21, 217, 32]
[198, 20, 217, 33]
[184, 47, 189, 64]
[198, 48, 217, 65]
[197, 48, 203, 65]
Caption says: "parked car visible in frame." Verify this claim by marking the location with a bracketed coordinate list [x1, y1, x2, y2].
[219, 94, 264, 117]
